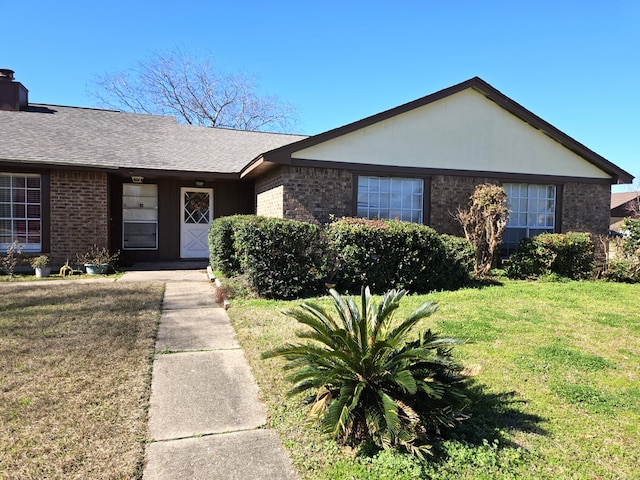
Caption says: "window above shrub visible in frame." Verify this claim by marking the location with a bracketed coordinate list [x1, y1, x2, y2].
[357, 176, 424, 223]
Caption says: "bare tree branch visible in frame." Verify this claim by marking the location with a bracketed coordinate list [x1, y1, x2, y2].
[89, 49, 297, 132]
[455, 184, 510, 277]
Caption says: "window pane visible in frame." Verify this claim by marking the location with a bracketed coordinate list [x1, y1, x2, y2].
[12, 189, 25, 203]
[0, 204, 10, 217]
[544, 214, 554, 227]
[123, 184, 159, 250]
[27, 205, 40, 218]
[0, 219, 11, 234]
[26, 189, 40, 204]
[123, 222, 157, 249]
[26, 176, 40, 189]
[504, 183, 556, 251]
[27, 220, 40, 234]
[14, 220, 26, 234]
[357, 176, 423, 223]
[13, 204, 25, 218]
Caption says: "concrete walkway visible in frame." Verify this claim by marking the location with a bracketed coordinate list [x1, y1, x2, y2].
[119, 267, 297, 480]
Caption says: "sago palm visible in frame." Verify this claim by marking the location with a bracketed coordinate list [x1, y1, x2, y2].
[263, 287, 470, 457]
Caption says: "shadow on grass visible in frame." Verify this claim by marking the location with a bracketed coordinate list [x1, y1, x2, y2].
[429, 381, 546, 460]
[464, 276, 505, 289]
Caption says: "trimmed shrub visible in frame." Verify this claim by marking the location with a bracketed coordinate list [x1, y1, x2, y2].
[232, 216, 325, 299]
[326, 218, 473, 293]
[209, 215, 255, 275]
[440, 234, 475, 289]
[210, 215, 475, 298]
[506, 232, 595, 280]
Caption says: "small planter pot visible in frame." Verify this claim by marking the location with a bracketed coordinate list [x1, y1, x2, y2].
[85, 263, 109, 275]
[35, 266, 51, 278]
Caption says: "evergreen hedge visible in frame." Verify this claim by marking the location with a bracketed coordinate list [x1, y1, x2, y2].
[505, 232, 595, 280]
[209, 216, 475, 299]
[210, 215, 325, 299]
[208, 215, 255, 274]
[325, 218, 473, 293]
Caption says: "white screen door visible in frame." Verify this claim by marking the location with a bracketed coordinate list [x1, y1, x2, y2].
[180, 187, 213, 258]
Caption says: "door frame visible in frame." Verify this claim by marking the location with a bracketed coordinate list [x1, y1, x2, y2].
[179, 187, 214, 258]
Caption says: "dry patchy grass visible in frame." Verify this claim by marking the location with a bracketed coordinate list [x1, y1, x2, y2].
[0, 282, 164, 480]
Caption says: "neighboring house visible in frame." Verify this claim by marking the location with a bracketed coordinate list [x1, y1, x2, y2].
[611, 192, 640, 231]
[0, 69, 634, 266]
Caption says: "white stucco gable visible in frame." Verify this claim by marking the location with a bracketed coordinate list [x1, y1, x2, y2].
[291, 88, 611, 180]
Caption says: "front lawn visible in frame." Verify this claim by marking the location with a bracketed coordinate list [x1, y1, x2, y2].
[0, 282, 164, 480]
[228, 280, 640, 479]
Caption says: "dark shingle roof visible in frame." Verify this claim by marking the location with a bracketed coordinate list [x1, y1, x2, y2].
[0, 104, 305, 174]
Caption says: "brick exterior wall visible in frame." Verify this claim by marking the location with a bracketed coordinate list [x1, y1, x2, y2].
[255, 165, 353, 224]
[429, 175, 610, 239]
[49, 170, 109, 265]
[255, 167, 285, 218]
[255, 168, 611, 262]
[429, 174, 502, 235]
[560, 182, 610, 238]
[561, 182, 611, 262]
[256, 185, 284, 217]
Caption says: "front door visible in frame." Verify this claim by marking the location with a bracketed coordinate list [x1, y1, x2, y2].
[180, 187, 213, 258]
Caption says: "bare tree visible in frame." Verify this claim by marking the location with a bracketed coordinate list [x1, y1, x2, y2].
[455, 184, 510, 277]
[90, 49, 297, 132]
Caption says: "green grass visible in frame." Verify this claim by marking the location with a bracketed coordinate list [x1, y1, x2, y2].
[227, 280, 640, 479]
[0, 282, 164, 480]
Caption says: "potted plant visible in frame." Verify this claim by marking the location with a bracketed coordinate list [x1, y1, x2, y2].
[30, 254, 51, 278]
[76, 245, 119, 275]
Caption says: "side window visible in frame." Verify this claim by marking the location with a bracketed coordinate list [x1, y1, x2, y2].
[0, 173, 42, 252]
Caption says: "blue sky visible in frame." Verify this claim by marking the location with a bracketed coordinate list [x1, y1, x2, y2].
[4, 0, 638, 189]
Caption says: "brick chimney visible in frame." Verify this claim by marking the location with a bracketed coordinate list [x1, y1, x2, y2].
[0, 69, 29, 111]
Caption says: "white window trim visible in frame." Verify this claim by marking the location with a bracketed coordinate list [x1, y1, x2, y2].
[357, 175, 424, 223]
[503, 183, 557, 251]
[122, 183, 158, 250]
[0, 173, 42, 253]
